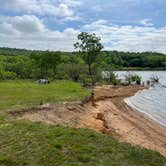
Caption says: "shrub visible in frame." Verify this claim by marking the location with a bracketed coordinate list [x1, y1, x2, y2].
[4, 71, 17, 80]
[125, 73, 142, 85]
[101, 71, 121, 85]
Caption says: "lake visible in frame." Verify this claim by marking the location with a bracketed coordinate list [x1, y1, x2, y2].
[116, 71, 166, 127]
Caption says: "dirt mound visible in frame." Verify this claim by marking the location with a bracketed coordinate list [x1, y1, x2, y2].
[13, 102, 86, 127]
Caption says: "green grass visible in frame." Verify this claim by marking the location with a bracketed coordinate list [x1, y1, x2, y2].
[0, 80, 89, 111]
[0, 80, 165, 166]
[0, 121, 165, 166]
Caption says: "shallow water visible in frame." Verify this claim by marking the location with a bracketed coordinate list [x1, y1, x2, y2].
[116, 71, 166, 127]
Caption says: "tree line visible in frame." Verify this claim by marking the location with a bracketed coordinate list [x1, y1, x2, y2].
[0, 32, 166, 85]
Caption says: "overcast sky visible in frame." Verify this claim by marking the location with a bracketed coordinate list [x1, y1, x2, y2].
[0, 0, 166, 53]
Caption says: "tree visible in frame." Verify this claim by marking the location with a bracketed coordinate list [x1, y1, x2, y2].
[43, 51, 61, 76]
[74, 32, 103, 84]
[31, 51, 61, 78]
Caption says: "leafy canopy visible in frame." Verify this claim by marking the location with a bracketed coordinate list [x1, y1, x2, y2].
[74, 32, 103, 66]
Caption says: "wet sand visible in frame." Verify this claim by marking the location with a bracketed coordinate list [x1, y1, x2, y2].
[13, 85, 166, 157]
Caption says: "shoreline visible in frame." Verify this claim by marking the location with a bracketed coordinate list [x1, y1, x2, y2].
[125, 97, 166, 128]
[14, 85, 166, 157]
[78, 85, 166, 157]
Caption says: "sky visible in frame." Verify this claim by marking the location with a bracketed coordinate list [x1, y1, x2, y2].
[0, 0, 166, 53]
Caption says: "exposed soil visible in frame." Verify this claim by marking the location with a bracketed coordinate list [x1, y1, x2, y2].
[12, 85, 166, 157]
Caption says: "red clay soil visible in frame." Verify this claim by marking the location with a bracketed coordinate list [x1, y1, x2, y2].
[13, 85, 166, 157]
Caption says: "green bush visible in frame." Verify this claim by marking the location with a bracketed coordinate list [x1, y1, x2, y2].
[4, 71, 17, 80]
[125, 73, 142, 85]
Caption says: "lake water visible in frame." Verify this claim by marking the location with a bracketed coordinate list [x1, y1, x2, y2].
[116, 71, 166, 127]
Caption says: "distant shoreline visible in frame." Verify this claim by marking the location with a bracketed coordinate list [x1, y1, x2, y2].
[113, 68, 166, 71]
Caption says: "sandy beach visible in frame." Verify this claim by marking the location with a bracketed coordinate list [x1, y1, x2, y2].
[79, 85, 166, 156]
[13, 85, 166, 157]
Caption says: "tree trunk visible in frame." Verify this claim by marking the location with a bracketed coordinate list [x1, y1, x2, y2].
[88, 63, 92, 76]
[88, 64, 95, 86]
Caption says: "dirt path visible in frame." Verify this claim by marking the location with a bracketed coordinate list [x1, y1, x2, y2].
[13, 85, 166, 157]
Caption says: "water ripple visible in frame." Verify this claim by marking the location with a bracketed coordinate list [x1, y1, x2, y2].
[117, 71, 166, 127]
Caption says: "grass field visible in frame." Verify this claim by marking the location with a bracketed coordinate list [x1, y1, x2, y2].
[0, 80, 89, 111]
[0, 80, 165, 166]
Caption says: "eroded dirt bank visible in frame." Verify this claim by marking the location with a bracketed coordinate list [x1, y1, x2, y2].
[12, 85, 166, 157]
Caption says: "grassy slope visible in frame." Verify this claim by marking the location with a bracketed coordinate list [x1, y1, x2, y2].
[0, 80, 165, 166]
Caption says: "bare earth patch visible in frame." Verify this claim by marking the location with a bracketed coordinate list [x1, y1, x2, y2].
[12, 85, 166, 157]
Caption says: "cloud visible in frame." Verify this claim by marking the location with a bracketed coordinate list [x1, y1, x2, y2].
[0, 15, 46, 36]
[0, 15, 79, 51]
[11, 15, 46, 34]
[140, 19, 154, 27]
[82, 20, 166, 53]
[0, 14, 166, 53]
[0, 0, 81, 21]
[56, 3, 74, 17]
[60, 0, 82, 7]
